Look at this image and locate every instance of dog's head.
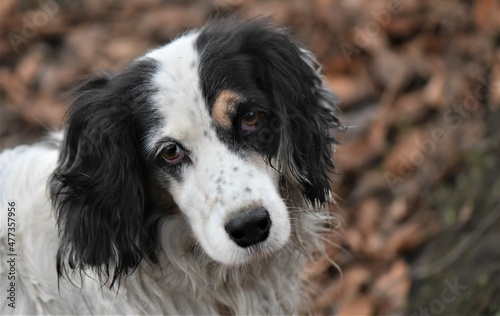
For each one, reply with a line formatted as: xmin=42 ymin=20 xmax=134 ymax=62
xmin=51 ymin=19 xmax=340 ymax=284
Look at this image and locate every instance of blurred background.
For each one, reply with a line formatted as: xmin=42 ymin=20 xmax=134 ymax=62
xmin=1 ymin=0 xmax=499 ymax=314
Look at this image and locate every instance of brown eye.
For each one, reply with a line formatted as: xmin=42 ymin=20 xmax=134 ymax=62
xmin=160 ymin=143 xmax=185 ymax=165
xmin=241 ymin=110 xmax=261 ymax=131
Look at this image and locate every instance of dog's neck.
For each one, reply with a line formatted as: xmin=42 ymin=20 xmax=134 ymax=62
xmin=129 ymin=197 xmax=331 ymax=314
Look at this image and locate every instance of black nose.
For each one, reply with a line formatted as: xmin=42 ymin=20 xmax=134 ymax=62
xmin=225 ymin=207 xmax=272 ymax=248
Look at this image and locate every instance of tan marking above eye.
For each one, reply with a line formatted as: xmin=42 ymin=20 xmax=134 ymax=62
xmin=213 ymin=90 xmax=243 ymax=128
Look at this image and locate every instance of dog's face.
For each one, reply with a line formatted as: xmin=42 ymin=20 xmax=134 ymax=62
xmin=144 ymin=32 xmax=290 ymax=265
xmin=51 ymin=19 xmax=340 ymax=282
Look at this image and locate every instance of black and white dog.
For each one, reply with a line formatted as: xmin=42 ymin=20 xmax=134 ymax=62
xmin=0 ymin=19 xmax=341 ymax=314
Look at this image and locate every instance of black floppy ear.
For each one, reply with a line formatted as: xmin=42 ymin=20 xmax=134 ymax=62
xmin=246 ymin=22 xmax=341 ymax=205
xmin=50 ymin=60 xmax=158 ymax=285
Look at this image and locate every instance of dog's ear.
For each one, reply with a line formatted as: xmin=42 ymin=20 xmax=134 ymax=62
xmin=50 ymin=60 xmax=158 ymax=285
xmin=245 ymin=21 xmax=342 ymax=205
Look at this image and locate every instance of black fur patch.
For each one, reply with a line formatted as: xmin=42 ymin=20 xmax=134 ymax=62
xmin=196 ymin=19 xmax=341 ymax=205
xmin=50 ymin=58 xmax=161 ymax=285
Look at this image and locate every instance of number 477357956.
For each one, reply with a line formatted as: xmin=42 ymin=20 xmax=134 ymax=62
xmin=7 ymin=201 xmax=16 ymax=253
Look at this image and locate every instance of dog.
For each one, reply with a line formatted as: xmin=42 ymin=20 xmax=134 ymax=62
xmin=0 ymin=18 xmax=341 ymax=315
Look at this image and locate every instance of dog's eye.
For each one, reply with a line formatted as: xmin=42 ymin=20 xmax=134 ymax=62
xmin=241 ymin=110 xmax=261 ymax=132
xmin=160 ymin=144 xmax=185 ymax=165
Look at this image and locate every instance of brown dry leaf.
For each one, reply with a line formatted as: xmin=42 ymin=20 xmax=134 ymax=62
xmin=422 ymin=57 xmax=447 ymax=108
xmin=314 ymin=279 xmax=342 ymax=313
xmin=121 ymin=0 xmax=163 ymax=17
xmin=349 ymin=170 xmax=390 ymax=202
xmin=344 ymin=228 xmax=363 ymax=254
xmin=336 ymin=295 xmax=374 ymax=316
xmin=390 ymin=91 xmax=427 ymax=124
xmin=0 ymin=0 xmax=16 ymax=21
xmin=213 ymin=0 xmax=246 ymax=10
xmin=66 ymin=24 xmax=108 ymax=65
xmin=490 ymin=54 xmax=500 ymax=109
xmin=372 ymin=259 xmax=411 ymax=314
xmin=386 ymin=221 xmax=425 ymax=257
xmin=327 ymin=76 xmax=357 ymax=106
xmin=104 ymin=37 xmax=150 ymax=65
xmin=304 ymin=257 xmax=334 ymax=281
xmin=460 ymin=113 xmax=486 ymax=151
xmin=241 ymin=2 xmax=294 ymax=25
xmin=0 ymin=69 xmax=29 ymax=105
xmin=417 ymin=134 xmax=462 ymax=186
xmin=386 ymin=198 xmax=408 ymax=226
xmin=369 ymin=42 xmax=409 ymax=89
xmin=140 ymin=6 xmax=207 ymax=42
xmin=314 ymin=265 xmax=372 ymax=311
xmin=336 ymin=116 xmax=387 ymax=172
xmin=335 ymin=138 xmax=379 ymax=172
xmin=383 ymin=130 xmax=424 ymax=177
xmin=327 ymin=71 xmax=376 ymax=108
xmin=16 ymin=48 xmax=45 ymax=85
xmin=22 ymin=96 xmax=66 ymax=129
xmin=355 ymin=197 xmax=381 ymax=235
xmin=364 ymin=232 xmax=386 ymax=258
xmin=314 ymin=280 xmax=340 ymax=313
xmin=338 ymin=266 xmax=372 ymax=302
xmin=473 ymin=0 xmax=497 ymax=31
xmin=35 ymin=12 xmax=67 ymax=38
xmin=385 ymin=15 xmax=422 ymax=40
